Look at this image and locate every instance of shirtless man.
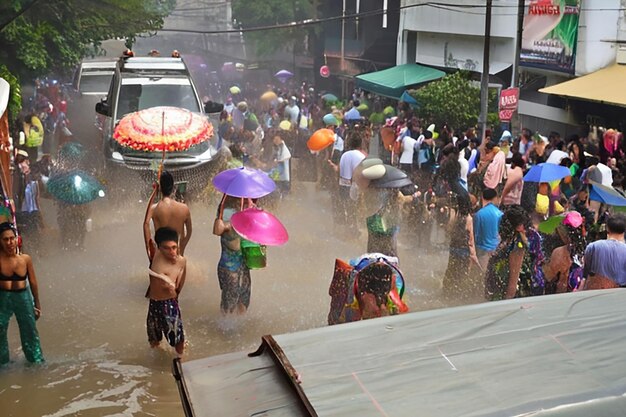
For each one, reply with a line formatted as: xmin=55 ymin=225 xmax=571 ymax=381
xmin=143 ymin=171 xmax=192 ymax=258
xmin=146 ymin=227 xmax=187 ymax=355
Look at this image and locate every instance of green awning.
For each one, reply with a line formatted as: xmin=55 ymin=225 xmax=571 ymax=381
xmin=355 ymin=63 xmax=446 ymax=99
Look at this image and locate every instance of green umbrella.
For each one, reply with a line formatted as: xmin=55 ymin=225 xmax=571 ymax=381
xmin=356 ymin=103 xmax=369 ymax=111
xmin=58 ymin=141 xmax=86 ymax=168
xmin=322 ymin=93 xmax=338 ymax=101
xmin=47 ymin=170 xmax=105 ymax=205
xmin=538 ymin=214 xmax=565 ymax=234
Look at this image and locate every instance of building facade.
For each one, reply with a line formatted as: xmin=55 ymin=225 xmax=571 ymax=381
xmin=397 ymin=0 xmax=626 ymax=135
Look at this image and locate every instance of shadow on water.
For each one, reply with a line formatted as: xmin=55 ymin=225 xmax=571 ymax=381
xmin=1 ymin=178 xmax=457 ymax=416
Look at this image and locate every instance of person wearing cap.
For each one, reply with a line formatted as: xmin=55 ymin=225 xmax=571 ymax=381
xmin=583 ymin=213 xmax=626 ymax=289
xmin=499 ymin=130 xmax=513 ymax=158
xmin=473 ymin=188 xmax=503 ymax=271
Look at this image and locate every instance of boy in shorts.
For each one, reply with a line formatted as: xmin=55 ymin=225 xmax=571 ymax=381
xmin=146 ymin=227 xmax=187 ymax=355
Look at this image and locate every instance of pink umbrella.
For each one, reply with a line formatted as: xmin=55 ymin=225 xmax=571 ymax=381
xmin=231 ymin=208 xmax=289 ymax=246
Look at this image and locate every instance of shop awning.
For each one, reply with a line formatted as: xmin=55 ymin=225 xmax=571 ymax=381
xmin=539 ymin=64 xmax=626 ymax=107
xmin=355 ymin=63 xmax=445 ymax=99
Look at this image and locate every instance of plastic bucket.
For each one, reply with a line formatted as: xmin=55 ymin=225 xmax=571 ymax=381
xmin=241 ymin=239 xmax=267 ymax=269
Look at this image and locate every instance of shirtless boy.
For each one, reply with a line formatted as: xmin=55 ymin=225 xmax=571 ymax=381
xmin=144 ymin=171 xmax=192 ymax=257
xmin=146 ymin=227 xmax=187 ymax=355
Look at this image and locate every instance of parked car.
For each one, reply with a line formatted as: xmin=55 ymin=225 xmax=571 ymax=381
xmin=95 ymin=56 xmax=222 ymax=197
xmin=67 ymin=58 xmax=117 ymax=150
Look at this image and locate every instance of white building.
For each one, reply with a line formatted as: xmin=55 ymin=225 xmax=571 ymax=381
xmin=397 ymin=0 xmax=626 ymax=135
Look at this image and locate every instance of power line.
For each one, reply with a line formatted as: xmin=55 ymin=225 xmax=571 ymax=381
xmin=154 ymin=1 xmax=626 ymax=35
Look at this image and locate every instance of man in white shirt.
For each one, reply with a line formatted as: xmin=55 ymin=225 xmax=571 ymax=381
xmin=333 ymin=132 xmax=366 ymax=230
xmin=398 ymin=133 xmax=417 ymax=174
xmin=284 ymin=97 xmax=300 ymax=125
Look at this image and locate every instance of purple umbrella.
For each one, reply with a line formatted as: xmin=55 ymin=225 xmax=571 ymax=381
xmin=212 ymin=166 xmax=276 ymax=198
xmin=231 ymin=208 xmax=289 ymax=246
xmin=274 ymin=69 xmax=293 ymax=84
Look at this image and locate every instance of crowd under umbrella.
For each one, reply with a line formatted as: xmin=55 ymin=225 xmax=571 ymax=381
xmin=47 ymin=170 xmax=105 ymax=205
xmin=523 ymin=163 xmax=572 ymax=183
xmin=274 ymin=69 xmax=293 ymax=84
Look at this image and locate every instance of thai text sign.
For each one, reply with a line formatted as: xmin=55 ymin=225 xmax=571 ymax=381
xmin=520 ymin=0 xmax=581 ymax=74
xmin=499 ymin=87 xmax=519 ymax=121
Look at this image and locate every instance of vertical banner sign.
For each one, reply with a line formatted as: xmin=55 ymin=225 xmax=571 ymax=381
xmin=520 ymin=0 xmax=581 ymax=74
xmin=499 ymin=87 xmax=520 ymax=121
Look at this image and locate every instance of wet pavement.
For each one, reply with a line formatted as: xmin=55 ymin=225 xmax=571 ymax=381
xmin=1 ymin=180 xmax=454 ymax=416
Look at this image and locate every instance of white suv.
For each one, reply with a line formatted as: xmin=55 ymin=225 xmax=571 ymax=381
xmin=95 ymin=56 xmax=221 ymax=195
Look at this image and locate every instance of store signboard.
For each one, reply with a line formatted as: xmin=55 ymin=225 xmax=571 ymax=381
xmin=499 ymin=87 xmax=519 ymax=121
xmin=520 ymin=0 xmax=582 ymax=74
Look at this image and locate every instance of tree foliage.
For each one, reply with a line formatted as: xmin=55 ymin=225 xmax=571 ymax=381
xmin=232 ymin=0 xmax=313 ymax=57
xmin=0 ymin=0 xmax=176 ymax=78
xmin=412 ymin=71 xmax=499 ymax=130
xmin=0 ymin=65 xmax=21 ymax=119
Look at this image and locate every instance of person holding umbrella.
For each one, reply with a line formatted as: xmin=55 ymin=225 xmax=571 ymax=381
xmin=213 ymin=195 xmax=251 ymax=315
xmin=212 ymin=167 xmax=277 ymax=315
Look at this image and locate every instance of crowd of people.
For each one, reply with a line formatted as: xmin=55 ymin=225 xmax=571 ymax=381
xmin=3 ymin=67 xmax=626 ymax=364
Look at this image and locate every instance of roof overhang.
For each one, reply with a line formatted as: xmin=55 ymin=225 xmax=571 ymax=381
xmin=539 ymin=64 xmax=626 ymax=108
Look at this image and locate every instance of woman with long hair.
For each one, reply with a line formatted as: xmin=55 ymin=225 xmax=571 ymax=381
xmin=485 ymin=205 xmax=546 ymax=300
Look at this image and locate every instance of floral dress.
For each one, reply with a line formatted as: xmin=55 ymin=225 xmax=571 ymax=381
xmin=485 ymin=228 xmax=545 ymax=301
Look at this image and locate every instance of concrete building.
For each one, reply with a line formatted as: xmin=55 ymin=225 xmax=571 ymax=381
xmin=396 ymin=0 xmax=626 ymax=135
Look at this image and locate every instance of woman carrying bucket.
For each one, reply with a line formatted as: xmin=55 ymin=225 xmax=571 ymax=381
xmin=213 ymin=195 xmax=252 ymax=315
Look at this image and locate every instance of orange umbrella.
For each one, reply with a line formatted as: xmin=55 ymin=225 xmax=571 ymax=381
xmin=260 ymin=91 xmax=277 ymax=102
xmin=113 ymin=106 xmax=213 ymax=153
xmin=307 ymin=128 xmax=335 ymax=152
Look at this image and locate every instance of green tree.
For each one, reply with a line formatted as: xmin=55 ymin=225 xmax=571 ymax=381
xmin=232 ymin=0 xmax=313 ymax=57
xmin=411 ymin=71 xmax=499 ymax=130
xmin=0 ymin=0 xmax=176 ymax=79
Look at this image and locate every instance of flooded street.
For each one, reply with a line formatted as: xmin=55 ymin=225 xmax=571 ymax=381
xmin=1 ymin=179 xmax=453 ymax=416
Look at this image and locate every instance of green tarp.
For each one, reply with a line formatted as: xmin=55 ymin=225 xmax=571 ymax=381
xmin=355 ymin=64 xmax=446 ymax=99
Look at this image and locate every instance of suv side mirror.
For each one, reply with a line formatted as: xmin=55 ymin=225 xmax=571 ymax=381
xmin=95 ymin=99 xmax=110 ymax=116
xmin=204 ymin=101 xmax=224 ymax=114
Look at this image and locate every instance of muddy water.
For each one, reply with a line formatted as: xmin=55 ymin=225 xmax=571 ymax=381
xmin=1 ymin=181 xmax=454 ymax=416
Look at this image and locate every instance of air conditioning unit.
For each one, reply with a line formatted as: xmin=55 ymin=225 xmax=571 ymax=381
xmin=617 ymin=45 xmax=626 ymax=64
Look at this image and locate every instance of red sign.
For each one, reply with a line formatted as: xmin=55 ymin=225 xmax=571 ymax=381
xmin=320 ymin=65 xmax=330 ymax=78
xmin=499 ymin=88 xmax=519 ymax=111
xmin=499 ymin=109 xmax=515 ymax=121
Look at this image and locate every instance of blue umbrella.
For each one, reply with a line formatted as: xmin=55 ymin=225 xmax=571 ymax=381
xmin=589 ymin=181 xmax=626 ymax=206
xmin=400 ymin=90 xmax=417 ymax=105
xmin=523 ymin=163 xmax=571 ymax=183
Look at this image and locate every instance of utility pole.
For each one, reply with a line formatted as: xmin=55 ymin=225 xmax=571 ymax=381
xmin=341 ymin=0 xmax=346 ymax=72
xmin=479 ymin=0 xmax=493 ymax=141
xmin=510 ymin=0 xmax=526 ymax=135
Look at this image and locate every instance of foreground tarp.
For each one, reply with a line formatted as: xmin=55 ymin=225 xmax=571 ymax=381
xmin=175 ymin=290 xmax=626 ymax=417
xmin=355 ymin=64 xmax=445 ymax=99
xmin=539 ymin=64 xmax=626 ymax=108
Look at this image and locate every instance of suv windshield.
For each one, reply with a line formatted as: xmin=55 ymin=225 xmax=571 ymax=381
xmin=80 ymin=72 xmax=114 ymax=95
xmin=116 ymin=77 xmax=200 ymax=120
